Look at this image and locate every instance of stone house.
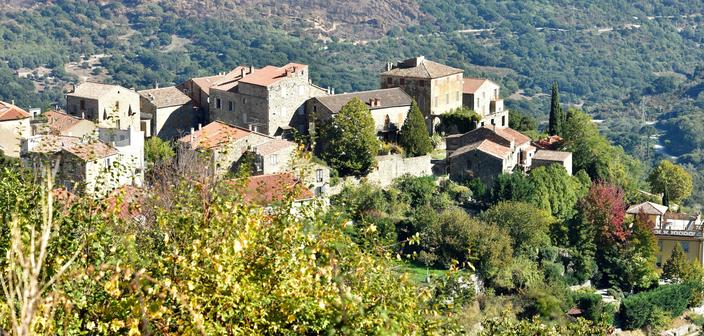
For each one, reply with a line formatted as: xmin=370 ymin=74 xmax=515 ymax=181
xmin=626 ymin=202 xmax=704 ymax=268
xmin=380 ymin=56 xmax=464 ymax=131
xmin=305 ymin=88 xmax=412 ymax=140
xmin=177 ymin=69 xmax=244 ymax=121
xmin=208 ymin=63 xmax=328 ymax=136
xmin=463 ymin=78 xmax=508 ymax=128
xmin=138 ymin=86 xmax=194 ymax=139
xmin=21 ymin=134 xmax=134 ymax=197
xmin=0 ymin=101 xmax=32 ymax=157
xmin=230 ymin=173 xmax=317 ymax=213
xmin=446 ymin=125 xmax=573 ymax=186
xmin=178 ymin=121 xmax=296 ymax=177
xmin=44 ymin=109 xmax=96 ymax=138
xmin=66 ymin=82 xmax=147 ymax=135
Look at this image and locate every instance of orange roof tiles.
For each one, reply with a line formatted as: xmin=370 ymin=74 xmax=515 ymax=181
xmin=449 ymin=139 xmax=511 ymax=160
xmin=178 ymin=121 xmax=252 ymax=150
xmin=0 ymin=101 xmax=30 ymax=121
xmin=232 ymin=173 xmax=314 ymax=205
xmin=494 ymin=127 xmax=531 ymax=146
xmin=463 ymin=78 xmax=489 ymax=94
xmin=239 ymin=63 xmax=308 ymax=87
xmin=45 ymin=110 xmax=84 ymax=133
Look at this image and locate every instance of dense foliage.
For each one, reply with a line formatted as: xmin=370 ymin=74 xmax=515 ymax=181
xmin=399 ymin=101 xmax=433 ymax=157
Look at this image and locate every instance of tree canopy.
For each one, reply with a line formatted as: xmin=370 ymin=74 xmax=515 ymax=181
xmin=648 ymin=160 xmax=694 ymax=204
xmin=399 ymin=101 xmax=433 ymax=157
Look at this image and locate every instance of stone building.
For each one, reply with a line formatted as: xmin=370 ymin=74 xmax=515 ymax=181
xmin=446 ymin=125 xmax=573 ymax=186
xmin=98 ymin=127 xmax=145 ymax=187
xmin=177 ymin=69 xmax=244 ymax=121
xmin=305 ymin=88 xmax=412 ymax=140
xmin=463 ymin=78 xmax=508 ymax=128
xmin=380 ymin=56 xmax=464 ymax=131
xmin=208 ymin=63 xmax=328 ymax=136
xmin=0 ymin=101 xmax=31 ymax=157
xmin=230 ymin=173 xmax=317 ymax=213
xmin=178 ymin=121 xmax=296 ymax=177
xmin=626 ymin=202 xmax=704 ymax=268
xmin=139 ymin=86 xmax=194 ymax=139
xmin=44 ymin=109 xmax=96 ymax=138
xmin=66 ymin=82 xmax=145 ymax=133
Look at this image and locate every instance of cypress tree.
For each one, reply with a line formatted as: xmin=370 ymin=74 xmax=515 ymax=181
xmin=399 ymin=101 xmax=433 ymax=157
xmin=663 ymin=243 xmax=692 ymax=282
xmin=548 ymin=81 xmax=563 ymax=136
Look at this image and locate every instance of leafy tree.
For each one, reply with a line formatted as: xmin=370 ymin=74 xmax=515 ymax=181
xmin=508 ymin=110 xmax=537 ymax=132
xmin=436 ymin=107 xmax=480 ymax=135
xmin=399 ymin=101 xmax=433 ymax=157
xmin=548 ymin=81 xmax=563 ymax=136
xmin=481 ymin=201 xmax=554 ymax=260
xmin=648 ymin=160 xmax=693 ymax=204
xmin=144 ymin=136 xmax=175 ymax=168
xmin=663 ymin=243 xmax=693 ymax=282
xmin=316 ymin=98 xmax=379 ymax=176
xmin=490 ymin=173 xmax=534 ymax=203
xmin=623 ymin=211 xmax=659 ymax=291
xmin=528 ymin=164 xmax=587 ymax=221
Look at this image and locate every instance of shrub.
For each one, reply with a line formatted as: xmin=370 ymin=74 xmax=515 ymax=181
xmin=619 ymin=283 xmax=695 ymax=329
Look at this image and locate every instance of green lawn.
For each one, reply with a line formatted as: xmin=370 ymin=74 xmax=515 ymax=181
xmin=396 ymin=261 xmax=448 ymax=284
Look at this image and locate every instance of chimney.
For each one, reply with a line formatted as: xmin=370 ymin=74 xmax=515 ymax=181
xmin=248 ymin=66 xmax=253 ymax=74
xmin=375 ymin=98 xmax=380 ymax=106
xmin=155 ymin=82 xmax=159 ymax=89
xmin=198 ymin=123 xmax=202 ymax=131
xmin=81 ymin=112 xmax=85 ymax=119
xmin=190 ymin=127 xmax=195 ymax=146
xmin=11 ymin=100 xmax=14 ymax=105
xmin=240 ymin=67 xmax=246 ymax=78
xmin=331 ymin=88 xmax=335 ymax=95
xmin=327 ymin=86 xmax=331 ymax=94
xmin=386 ymin=62 xmax=392 ymax=71
xmin=369 ymin=98 xmax=374 ymax=106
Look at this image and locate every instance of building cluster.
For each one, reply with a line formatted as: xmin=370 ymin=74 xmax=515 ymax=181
xmin=0 ymin=56 xmax=572 ymax=201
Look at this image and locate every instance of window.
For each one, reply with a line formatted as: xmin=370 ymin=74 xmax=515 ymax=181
xmin=243 ymin=98 xmax=247 ymax=104
xmin=313 ymin=105 xmax=317 ymax=113
xmin=494 ymin=89 xmax=499 ymax=99
xmin=480 ymin=121 xmax=484 ymax=127
xmin=419 ymin=80 xmax=425 ymax=87
xmin=115 ymin=101 xmax=120 ymax=110
xmin=491 ymin=118 xmax=495 ymax=125
xmin=658 ymin=241 xmax=663 ymax=251
xmin=316 ymin=169 xmax=324 ymax=182
xmin=400 ymin=78 xmax=405 ymax=85
xmin=681 ymin=241 xmax=690 ymax=253
xmin=228 ymin=101 xmax=233 ymax=111
xmin=80 ymin=100 xmax=85 ymax=110
xmin=386 ymin=77 xmax=392 ymax=85
xmin=501 ymin=115 xmax=506 ymax=126
xmin=242 ymin=113 xmax=247 ymax=123
xmin=270 ymin=154 xmax=278 ymax=165
xmin=467 ymin=159 xmax=473 ymax=170
xmin=215 ymin=98 xmax=221 ymax=109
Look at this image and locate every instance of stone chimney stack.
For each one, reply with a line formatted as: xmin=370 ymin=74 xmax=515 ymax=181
xmin=240 ymin=67 xmax=246 ymax=78
xmin=198 ymin=123 xmax=202 ymax=131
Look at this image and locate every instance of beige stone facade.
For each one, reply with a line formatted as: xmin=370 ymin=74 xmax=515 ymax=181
xmin=139 ymin=86 xmax=194 ymax=139
xmin=0 ymin=101 xmax=31 ymax=157
xmin=463 ymin=78 xmax=508 ymax=128
xmin=66 ymin=82 xmax=141 ymax=132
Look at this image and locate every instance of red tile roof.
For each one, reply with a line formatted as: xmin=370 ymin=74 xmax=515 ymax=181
xmin=463 ymin=78 xmax=489 ymax=94
xmin=449 ymin=139 xmax=511 ymax=160
xmin=231 ymin=173 xmax=314 ymax=205
xmin=64 ymin=141 xmax=119 ymax=161
xmin=0 ymin=101 xmax=30 ymax=121
xmin=494 ymin=127 xmax=531 ymax=146
xmin=253 ymin=138 xmax=295 ymax=156
xmin=45 ymin=109 xmax=85 ymax=133
xmin=239 ymin=63 xmax=308 ymax=87
xmin=178 ymin=121 xmax=252 ymax=150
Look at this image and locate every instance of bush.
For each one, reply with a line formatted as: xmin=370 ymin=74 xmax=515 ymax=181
xmin=619 ymin=283 xmax=696 ymax=329
xmin=572 ymin=292 xmax=615 ymax=325
xmin=393 ymin=175 xmax=437 ymax=208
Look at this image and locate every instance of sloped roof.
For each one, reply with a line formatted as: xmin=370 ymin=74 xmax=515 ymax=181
xmin=45 ymin=110 xmax=93 ymax=133
xmin=178 ymin=121 xmax=252 ymax=150
xmin=254 ymin=138 xmax=295 ymax=156
xmin=138 ymin=86 xmax=191 ymax=108
xmin=494 ymin=127 xmax=531 ymax=146
xmin=0 ymin=101 xmax=30 ymax=121
xmin=314 ymin=88 xmax=412 ymax=113
xmin=208 ymin=66 xmax=250 ymax=92
xmin=69 ymin=82 xmax=129 ymax=100
xmin=463 ymin=77 xmax=491 ymax=94
xmin=64 ymin=141 xmax=119 ymax=161
xmin=190 ymin=74 xmax=229 ymax=94
xmin=449 ymin=139 xmax=511 ymax=160
xmin=239 ymin=63 xmax=308 ymax=87
xmin=382 ymin=57 xmax=463 ymax=79
xmin=533 ymin=150 xmax=572 ymax=162
xmin=233 ymin=173 xmax=314 ymax=205
xmin=27 ymin=135 xmax=81 ymax=154
xmin=626 ymin=202 xmax=669 ymax=216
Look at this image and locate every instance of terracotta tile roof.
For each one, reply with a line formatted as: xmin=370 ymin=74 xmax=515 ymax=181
xmin=231 ymin=173 xmax=314 ymax=205
xmin=0 ymin=101 xmax=30 ymax=121
xmin=626 ymin=202 xmax=669 ymax=216
xmin=26 ymin=135 xmax=81 ymax=154
xmin=314 ymin=88 xmax=412 ymax=113
xmin=535 ymin=135 xmax=563 ymax=150
xmin=239 ymin=63 xmax=308 ymax=87
xmin=208 ymin=66 xmax=250 ymax=92
xmin=105 ymin=186 xmax=145 ymax=221
xmin=45 ymin=110 xmax=87 ymax=133
xmin=382 ymin=57 xmax=463 ymax=79
xmin=494 ymin=127 xmax=531 ymax=146
xmin=191 ymin=74 xmax=228 ymax=94
xmin=463 ymin=77 xmax=489 ymax=94
xmin=178 ymin=121 xmax=252 ymax=150
xmin=64 ymin=141 xmax=119 ymax=161
xmin=449 ymin=139 xmax=511 ymax=160
xmin=533 ymin=150 xmax=571 ymax=162
xmin=69 ymin=82 xmax=128 ymax=100
xmin=138 ymin=86 xmax=191 ymax=108
xmin=254 ymin=138 xmax=295 ymax=156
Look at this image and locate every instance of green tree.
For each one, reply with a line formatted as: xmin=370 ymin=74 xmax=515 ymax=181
xmin=648 ymin=160 xmax=693 ymax=204
xmin=663 ymin=243 xmax=694 ymax=282
xmin=528 ymin=164 xmax=587 ymax=221
xmin=623 ymin=212 xmax=659 ymax=291
xmin=481 ymin=201 xmax=554 ymax=260
xmin=144 ymin=136 xmax=175 ymax=168
xmin=548 ymin=81 xmax=563 ymax=136
xmin=399 ymin=101 xmax=433 ymax=156
xmin=316 ymin=98 xmax=379 ymax=176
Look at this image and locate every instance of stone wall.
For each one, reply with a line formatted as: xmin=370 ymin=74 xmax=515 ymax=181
xmin=366 ymin=154 xmax=432 ymax=187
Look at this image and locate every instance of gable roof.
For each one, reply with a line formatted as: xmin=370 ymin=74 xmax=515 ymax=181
xmin=626 ymin=202 xmax=669 ymax=216
xmin=314 ymin=88 xmax=412 ymax=114
xmin=382 ymin=57 xmax=463 ymax=79
xmin=207 ymin=66 xmax=250 ymax=92
xmin=178 ymin=121 xmax=252 ymax=150
xmin=190 ymin=74 xmax=229 ymax=94
xmin=449 ymin=139 xmax=511 ymax=160
xmin=64 ymin=141 xmax=119 ymax=161
xmin=233 ymin=173 xmax=314 ymax=205
xmin=69 ymin=82 xmax=131 ymax=100
xmin=463 ymin=77 xmax=495 ymax=94
xmin=254 ymin=138 xmax=295 ymax=156
xmin=533 ymin=150 xmax=572 ymax=162
xmin=239 ymin=63 xmax=308 ymax=87
xmin=25 ymin=135 xmax=81 ymax=154
xmin=45 ymin=110 xmax=93 ymax=134
xmin=139 ymin=86 xmax=191 ymax=108
xmin=494 ymin=127 xmax=531 ymax=146
xmin=0 ymin=101 xmax=30 ymax=121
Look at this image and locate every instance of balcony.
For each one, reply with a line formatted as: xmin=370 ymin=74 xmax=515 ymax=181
xmin=653 ymin=229 xmax=703 ymax=238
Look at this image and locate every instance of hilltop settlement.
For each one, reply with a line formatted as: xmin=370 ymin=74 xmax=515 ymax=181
xmin=2 ymin=56 xmax=703 ymax=334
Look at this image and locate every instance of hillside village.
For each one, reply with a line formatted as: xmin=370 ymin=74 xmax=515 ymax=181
xmin=2 ymin=55 xmax=704 ymax=334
